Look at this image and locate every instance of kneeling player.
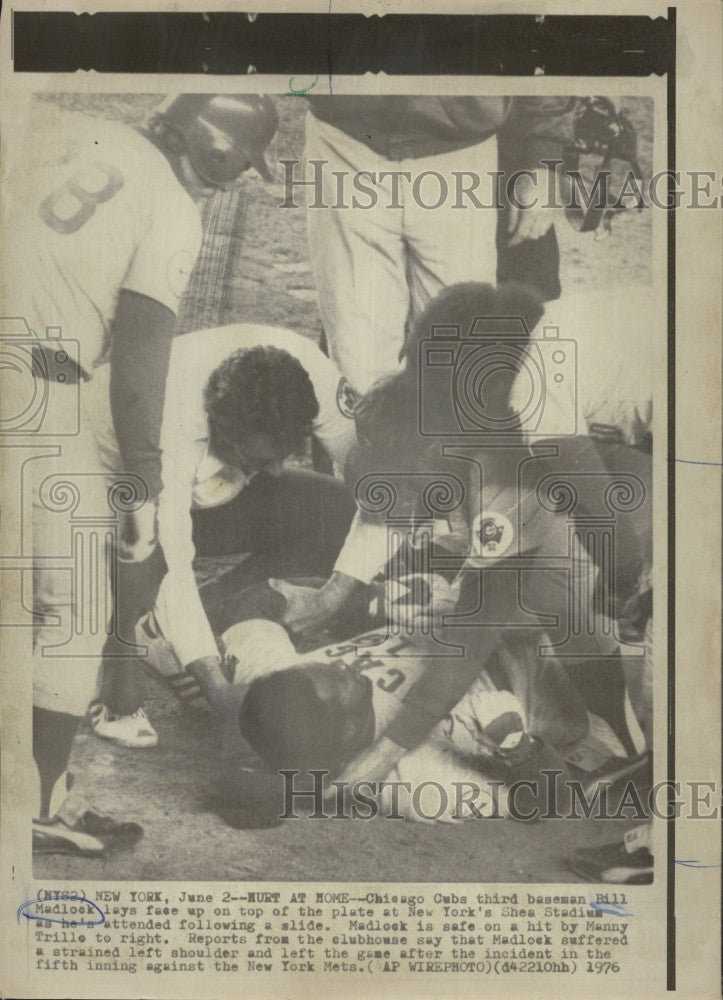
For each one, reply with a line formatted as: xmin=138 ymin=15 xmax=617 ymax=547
xmin=269 ymin=280 xmax=653 ymax=809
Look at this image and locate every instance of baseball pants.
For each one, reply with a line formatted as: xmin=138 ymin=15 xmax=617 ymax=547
xmin=32 ymin=378 xmax=116 ymax=716
xmin=305 ymin=112 xmax=499 ymax=393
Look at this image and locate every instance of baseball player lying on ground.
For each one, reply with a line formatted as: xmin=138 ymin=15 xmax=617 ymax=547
xmin=216 ymin=577 xmax=631 ymax=825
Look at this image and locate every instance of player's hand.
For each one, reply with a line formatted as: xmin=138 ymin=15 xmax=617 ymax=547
xmin=507 ymin=169 xmax=563 ymax=247
xmin=269 ymin=572 xmax=361 ymax=637
xmin=384 ymin=574 xmax=461 ymax=636
xmin=117 ymin=500 xmax=158 ymax=563
xmin=328 ymin=737 xmax=406 ymax=805
xmin=186 ymin=655 xmax=244 ymax=719
xmin=266 ymin=580 xmax=329 ymax=635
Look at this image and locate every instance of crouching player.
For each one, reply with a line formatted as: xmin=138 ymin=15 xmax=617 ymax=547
xmin=236 ymin=281 xmax=652 ymax=828
xmin=93 ymin=321 xmax=362 ymax=725
xmin=272 ymin=285 xmax=647 ymax=771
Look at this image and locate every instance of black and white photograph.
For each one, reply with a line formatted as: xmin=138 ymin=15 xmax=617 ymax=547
xmin=8 ymin=86 xmax=658 ymax=880
xmin=0 ymin=5 xmax=720 ymax=1000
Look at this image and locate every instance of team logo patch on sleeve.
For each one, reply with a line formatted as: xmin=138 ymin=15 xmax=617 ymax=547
xmin=336 ymin=376 xmax=359 ymax=418
xmin=472 ymin=511 xmax=514 ymax=558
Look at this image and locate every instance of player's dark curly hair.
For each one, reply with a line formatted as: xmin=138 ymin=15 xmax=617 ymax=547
xmin=239 ymin=667 xmax=348 ymax=777
xmin=204 ymin=346 xmax=319 ymax=467
xmin=402 ymin=281 xmax=545 ymax=371
xmin=351 ymin=282 xmax=545 ymax=477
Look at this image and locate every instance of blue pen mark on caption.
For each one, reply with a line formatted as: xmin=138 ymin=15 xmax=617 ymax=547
xmin=17 ymin=894 xmax=105 ymax=928
xmin=589 ymin=901 xmax=634 ymax=918
xmin=675 ymin=859 xmax=722 ymax=869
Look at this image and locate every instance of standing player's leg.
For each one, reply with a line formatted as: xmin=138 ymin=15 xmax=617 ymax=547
xmin=31 ymin=389 xmax=108 ymax=819
xmin=497 ymin=225 xmax=561 ymax=303
xmin=403 ymin=137 xmax=499 ymax=328
xmin=94 ymin=546 xmax=167 ymax=734
xmin=569 ymin=550 xmax=653 ymax=883
xmin=304 ymin=112 xmax=411 ymax=393
xmin=32 ymin=384 xmax=143 ymax=852
xmin=496 ymin=135 xmax=561 ymax=302
xmin=594 ymin=438 xmax=653 ymax=614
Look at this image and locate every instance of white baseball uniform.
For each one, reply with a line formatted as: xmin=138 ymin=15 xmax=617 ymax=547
xmin=305 ymin=111 xmax=499 ymax=393
xmin=509 ymin=286 xmax=656 ymax=449
xmin=4 ymin=104 xmax=203 ymax=715
xmin=224 ymin=624 xmax=625 ymax=824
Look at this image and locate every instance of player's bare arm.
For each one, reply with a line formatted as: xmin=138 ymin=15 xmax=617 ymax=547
xmin=268 ymin=571 xmax=363 ymax=636
xmin=186 ymin=655 xmax=244 ymax=719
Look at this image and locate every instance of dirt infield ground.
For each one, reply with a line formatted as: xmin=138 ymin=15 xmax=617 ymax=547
xmin=35 ymin=93 xmax=653 ymax=883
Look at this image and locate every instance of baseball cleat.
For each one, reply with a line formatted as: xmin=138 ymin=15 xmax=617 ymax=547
xmin=33 ymin=810 xmax=144 ymax=856
xmin=90 ymin=703 xmax=158 ymax=748
xmin=468 ymin=731 xmax=572 ymax=819
xmin=569 ymin=825 xmax=653 ymax=884
xmin=70 ymin=810 xmax=144 ymax=852
xmin=33 ymin=818 xmax=105 ymax=856
xmin=497 ymin=736 xmax=573 ymax=820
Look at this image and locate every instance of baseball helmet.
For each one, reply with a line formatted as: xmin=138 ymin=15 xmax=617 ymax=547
xmin=152 ymin=94 xmax=278 ymax=184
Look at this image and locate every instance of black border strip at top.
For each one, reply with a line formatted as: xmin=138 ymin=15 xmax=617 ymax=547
xmin=11 ymin=12 xmax=674 ymax=76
